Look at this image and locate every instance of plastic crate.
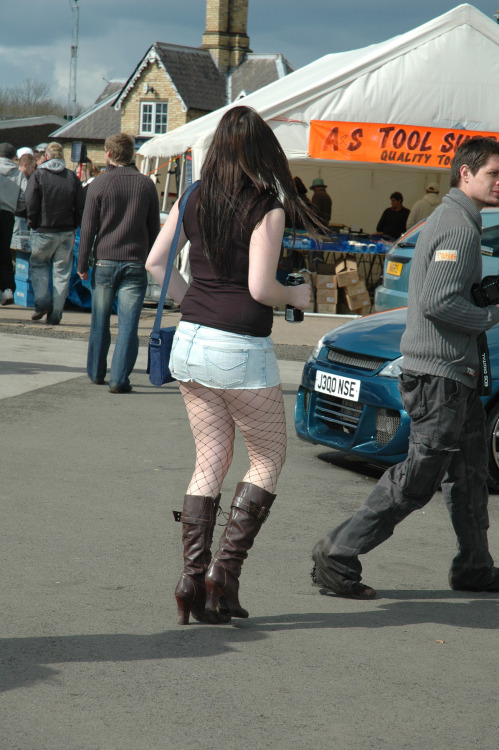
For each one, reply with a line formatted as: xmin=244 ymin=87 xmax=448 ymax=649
xmin=14 ymin=277 xmax=35 ymax=307
xmin=15 ymin=251 xmax=31 ymax=280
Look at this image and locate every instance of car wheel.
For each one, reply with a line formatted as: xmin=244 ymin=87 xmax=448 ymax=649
xmin=485 ymin=402 xmax=499 ymax=493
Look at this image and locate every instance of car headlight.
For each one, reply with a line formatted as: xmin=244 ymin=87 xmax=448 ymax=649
xmin=379 ymin=355 xmax=404 ymax=378
xmin=311 ymin=336 xmax=325 ymax=359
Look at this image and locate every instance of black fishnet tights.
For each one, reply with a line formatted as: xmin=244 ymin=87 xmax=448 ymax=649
xmin=179 ymin=381 xmax=287 ymax=497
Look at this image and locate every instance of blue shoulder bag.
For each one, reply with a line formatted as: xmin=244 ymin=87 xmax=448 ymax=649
xmin=147 ymin=180 xmax=199 ymax=386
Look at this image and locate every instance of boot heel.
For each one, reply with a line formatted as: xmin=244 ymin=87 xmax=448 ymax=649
xmin=175 ymin=595 xmax=191 ymax=625
xmin=203 ymin=580 xmax=231 ymax=624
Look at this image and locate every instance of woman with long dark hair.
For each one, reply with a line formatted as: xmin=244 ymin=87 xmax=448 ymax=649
xmin=146 ymin=106 xmax=323 ymax=625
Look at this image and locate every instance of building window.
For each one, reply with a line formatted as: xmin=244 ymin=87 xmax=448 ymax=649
xmin=140 ymin=101 xmax=168 ymax=135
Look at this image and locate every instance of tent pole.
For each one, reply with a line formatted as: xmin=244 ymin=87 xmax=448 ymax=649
xmin=162 ymin=165 xmax=172 ymax=212
xmin=179 ymin=153 xmax=186 ymax=194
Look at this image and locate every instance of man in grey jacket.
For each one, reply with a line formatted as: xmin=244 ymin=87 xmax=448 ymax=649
xmin=0 ymin=142 xmax=25 ymax=305
xmin=312 ymin=137 xmax=499 ymax=599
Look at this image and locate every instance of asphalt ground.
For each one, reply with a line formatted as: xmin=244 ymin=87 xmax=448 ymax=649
xmin=1 ymin=304 xmax=498 ymax=750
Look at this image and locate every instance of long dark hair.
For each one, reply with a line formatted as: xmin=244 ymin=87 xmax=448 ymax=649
xmin=198 ymin=106 xmax=324 ymax=276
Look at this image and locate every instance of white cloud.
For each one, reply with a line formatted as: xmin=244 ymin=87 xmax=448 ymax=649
xmin=1 ymin=1 xmax=497 ymax=108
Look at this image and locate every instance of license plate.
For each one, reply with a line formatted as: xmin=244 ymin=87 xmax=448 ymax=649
xmin=315 ymin=370 xmax=361 ymax=401
xmin=386 ymin=261 xmax=403 ymax=277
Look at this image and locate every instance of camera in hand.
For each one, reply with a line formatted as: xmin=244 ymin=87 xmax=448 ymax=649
xmin=471 ymin=276 xmax=499 ymax=307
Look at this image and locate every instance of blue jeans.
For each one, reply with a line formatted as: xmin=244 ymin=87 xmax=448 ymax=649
xmin=88 ymin=260 xmax=147 ymax=388
xmin=30 ymin=231 xmax=75 ymax=323
xmin=313 ymin=374 xmax=496 ymax=589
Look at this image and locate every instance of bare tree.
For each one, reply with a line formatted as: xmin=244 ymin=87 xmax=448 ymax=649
xmin=0 ymin=79 xmax=68 ymax=118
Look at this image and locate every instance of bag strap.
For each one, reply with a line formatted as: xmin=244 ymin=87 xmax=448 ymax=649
xmin=151 ymin=180 xmax=199 ymax=337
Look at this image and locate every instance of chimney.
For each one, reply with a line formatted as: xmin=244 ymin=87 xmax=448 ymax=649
xmin=201 ymin=0 xmax=251 ymax=72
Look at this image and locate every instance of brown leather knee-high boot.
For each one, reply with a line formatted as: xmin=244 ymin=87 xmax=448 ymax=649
xmin=174 ymin=494 xmax=221 ymax=625
xmin=204 ymin=482 xmax=276 ymax=624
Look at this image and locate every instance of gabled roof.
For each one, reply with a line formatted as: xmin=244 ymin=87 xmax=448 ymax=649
xmin=113 ymin=43 xmax=226 ymax=112
xmin=50 ymin=81 xmax=126 ymax=141
xmin=229 ymin=53 xmax=294 ymax=101
xmin=93 ymin=79 xmax=126 ymax=105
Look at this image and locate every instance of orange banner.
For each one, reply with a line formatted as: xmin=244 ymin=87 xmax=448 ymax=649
xmin=309 ymin=121 xmax=499 ymax=169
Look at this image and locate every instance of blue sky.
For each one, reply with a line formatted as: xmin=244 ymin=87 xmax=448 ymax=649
xmin=0 ymin=1 xmax=497 ymax=108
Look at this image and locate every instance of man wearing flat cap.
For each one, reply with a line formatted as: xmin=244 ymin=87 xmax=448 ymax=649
xmin=0 ymin=142 xmax=25 ymax=305
xmin=310 ymin=177 xmax=332 ymax=226
xmin=406 ymin=182 xmax=441 ymax=230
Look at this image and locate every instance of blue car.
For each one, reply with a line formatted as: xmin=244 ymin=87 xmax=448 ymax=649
xmin=375 ymin=208 xmax=499 ymax=312
xmin=295 ymin=308 xmax=499 ymax=491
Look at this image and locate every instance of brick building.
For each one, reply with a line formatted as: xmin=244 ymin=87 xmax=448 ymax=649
xmin=52 ymin=1 xmax=292 ymax=189
xmin=113 ymin=0 xmax=293 ymax=149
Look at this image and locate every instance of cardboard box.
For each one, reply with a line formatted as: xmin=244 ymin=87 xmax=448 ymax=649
xmin=314 ymin=262 xmax=337 ymax=276
xmin=342 ymin=279 xmax=367 ymax=298
xmin=336 ymin=301 xmax=355 ymax=315
xmin=316 ymin=303 xmax=337 ymax=314
xmin=316 ymin=288 xmax=338 ymax=305
xmin=344 ymin=289 xmax=371 ymax=311
xmin=313 ymin=273 xmax=337 ymax=291
xmin=335 ymin=258 xmax=359 ymax=287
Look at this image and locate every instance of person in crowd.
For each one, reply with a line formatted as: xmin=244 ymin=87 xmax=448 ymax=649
xmin=0 ymin=142 xmax=25 ymax=306
xmin=146 ymin=106 xmax=325 ymax=626
xmin=77 ymin=133 xmax=159 ymax=394
xmin=311 ymin=137 xmax=499 ymax=600
xmin=81 ymin=162 xmax=100 ymax=188
xmin=18 ymin=152 xmax=37 ymax=181
xmin=11 ymin=152 xmax=37 ymax=245
xmin=309 ymin=177 xmax=332 ymax=226
xmin=25 ymin=142 xmax=84 ymax=325
xmin=16 ymin=147 xmax=34 ymax=160
xmin=376 ymin=191 xmax=410 ymax=239
xmin=406 ymin=182 xmax=441 ymax=229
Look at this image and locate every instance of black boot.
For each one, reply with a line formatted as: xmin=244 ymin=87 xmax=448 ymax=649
xmin=204 ymin=482 xmax=275 ymax=623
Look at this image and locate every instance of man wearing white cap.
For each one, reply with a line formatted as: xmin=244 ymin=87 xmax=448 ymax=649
xmin=406 ymin=183 xmax=441 ymax=229
xmin=16 ymin=147 xmax=34 ymax=159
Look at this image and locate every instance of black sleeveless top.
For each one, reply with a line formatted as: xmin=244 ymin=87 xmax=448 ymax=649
xmin=180 ymin=184 xmax=282 ymax=337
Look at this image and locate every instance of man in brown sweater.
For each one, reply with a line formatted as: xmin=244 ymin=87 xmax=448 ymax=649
xmin=78 ymin=133 xmax=160 ymax=393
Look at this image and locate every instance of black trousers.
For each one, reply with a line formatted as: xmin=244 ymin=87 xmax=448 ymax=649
xmin=313 ymin=373 xmax=496 ymax=588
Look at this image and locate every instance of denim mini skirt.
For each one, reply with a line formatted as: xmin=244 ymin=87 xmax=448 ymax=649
xmin=170 ymin=321 xmax=281 ymax=389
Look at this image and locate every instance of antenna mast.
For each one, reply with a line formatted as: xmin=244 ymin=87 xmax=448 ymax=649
xmin=67 ymin=0 xmax=79 ymax=120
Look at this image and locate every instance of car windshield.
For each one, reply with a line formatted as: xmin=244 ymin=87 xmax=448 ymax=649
xmin=394 ymin=220 xmax=499 ymax=253
xmin=481 ymin=224 xmax=499 ymax=256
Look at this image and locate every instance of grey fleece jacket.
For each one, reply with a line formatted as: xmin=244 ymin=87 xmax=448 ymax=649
xmin=401 ymin=187 xmax=499 ymax=389
xmin=0 ymin=157 xmax=25 ymax=214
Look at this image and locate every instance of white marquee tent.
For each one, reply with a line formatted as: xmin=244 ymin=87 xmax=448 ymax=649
xmin=138 ymin=4 xmax=499 ymax=232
